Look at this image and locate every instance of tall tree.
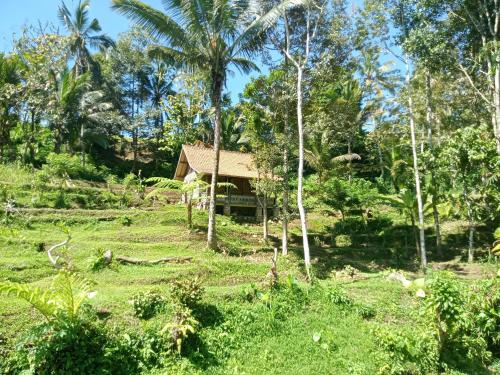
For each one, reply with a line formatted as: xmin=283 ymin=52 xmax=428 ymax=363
xmin=112 ymin=0 xmax=304 ymax=250
xmin=279 ymin=0 xmax=329 ymax=278
xmin=58 ymin=0 xmax=114 ymax=77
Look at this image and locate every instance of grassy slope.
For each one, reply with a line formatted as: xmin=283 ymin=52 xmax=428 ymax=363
xmin=0 ymin=167 xmax=498 ymax=374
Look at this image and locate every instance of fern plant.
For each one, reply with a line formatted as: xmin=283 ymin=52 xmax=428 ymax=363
xmin=147 ymin=174 xmax=236 ymax=228
xmin=0 ymin=270 xmax=96 ymax=322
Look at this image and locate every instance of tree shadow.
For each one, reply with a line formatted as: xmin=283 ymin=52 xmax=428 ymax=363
xmin=192 ymin=303 xmax=225 ymax=328
xmin=288 ymin=216 xmax=495 ymax=280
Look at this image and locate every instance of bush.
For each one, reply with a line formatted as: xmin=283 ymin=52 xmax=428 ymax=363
xmin=373 ymin=326 xmax=439 ymax=375
xmin=425 ymin=272 xmax=492 ymax=364
xmin=132 ymin=289 xmax=166 ymax=320
xmin=161 ymin=304 xmax=199 ymax=354
xmin=10 ymin=317 xmax=141 ymax=375
xmin=170 ymin=277 xmax=204 ymax=309
xmin=328 ymin=285 xmax=353 ymax=307
xmin=120 ymin=215 xmax=132 ymax=226
xmin=43 ymin=153 xmax=110 ymax=182
xmin=87 ymin=248 xmax=112 ymax=272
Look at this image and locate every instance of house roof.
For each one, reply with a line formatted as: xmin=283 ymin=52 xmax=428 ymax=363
xmin=174 ymin=144 xmax=258 ymax=180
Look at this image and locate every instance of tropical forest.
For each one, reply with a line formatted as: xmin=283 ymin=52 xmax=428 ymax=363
xmin=0 ymin=0 xmax=499 ymax=374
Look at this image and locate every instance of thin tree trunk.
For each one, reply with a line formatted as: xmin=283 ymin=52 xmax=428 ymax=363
xmin=187 ymin=194 xmax=192 ymax=229
xmin=425 ymin=70 xmax=442 ymax=256
xmin=263 ymin=193 xmax=268 ymax=241
xmin=411 ymin=215 xmax=420 ymax=257
xmin=282 ymin=145 xmax=289 ymax=256
xmin=207 ymin=77 xmax=223 ymax=250
xmin=347 ymin=136 xmax=352 ymax=183
xmin=80 ymin=122 xmax=85 ymax=167
xmin=296 ymin=67 xmax=311 ymax=277
xmin=405 ymin=54 xmax=427 ymax=271
xmin=463 ymin=184 xmax=474 ymax=262
xmin=494 ymin=52 xmax=500 ymax=154
xmin=281 ymin=43 xmax=290 ymax=256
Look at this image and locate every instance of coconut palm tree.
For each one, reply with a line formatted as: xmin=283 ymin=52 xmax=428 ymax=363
xmin=143 ymin=61 xmax=175 ymax=166
xmin=112 ymin=0 xmax=303 ymax=249
xmin=220 ymin=109 xmax=245 ymax=151
xmin=48 ymin=68 xmax=90 ymax=153
xmin=58 ymin=0 xmax=114 ymax=77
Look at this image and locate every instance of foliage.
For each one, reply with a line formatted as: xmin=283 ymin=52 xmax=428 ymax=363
xmin=373 ymin=325 xmax=439 ymax=375
xmin=161 ymin=304 xmax=198 ymax=354
xmin=170 ymin=277 xmax=204 ymax=309
xmin=11 ymin=315 xmax=141 ymax=375
xmin=0 ymin=270 xmax=95 ymax=322
xmin=87 ymin=248 xmax=112 ymax=272
xmin=131 ymin=289 xmax=166 ymax=320
xmin=43 ymin=153 xmax=109 ymax=182
xmin=424 ymin=272 xmax=493 ymax=364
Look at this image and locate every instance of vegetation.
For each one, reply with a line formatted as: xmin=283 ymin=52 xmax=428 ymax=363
xmin=0 ymin=0 xmax=499 ymax=373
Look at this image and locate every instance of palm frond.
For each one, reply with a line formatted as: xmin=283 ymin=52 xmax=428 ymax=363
xmin=332 ymin=153 xmax=361 ymax=163
xmin=112 ymin=0 xmax=190 ymax=49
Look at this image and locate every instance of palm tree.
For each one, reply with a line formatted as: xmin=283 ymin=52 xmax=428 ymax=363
xmin=304 ymin=132 xmax=360 ymax=185
xmin=112 ymin=0 xmax=303 ymax=249
xmin=221 ymin=109 xmax=245 ymax=151
xmin=143 ymin=61 xmax=175 ymax=166
xmin=48 ymin=68 xmax=90 ymax=153
xmin=58 ymin=0 xmax=114 ymax=77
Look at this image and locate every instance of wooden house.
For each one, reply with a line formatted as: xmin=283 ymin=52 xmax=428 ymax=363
xmin=173 ymin=143 xmax=277 ymax=218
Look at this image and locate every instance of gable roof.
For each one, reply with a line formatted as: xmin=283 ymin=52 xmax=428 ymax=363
xmin=174 ymin=144 xmax=258 ymax=180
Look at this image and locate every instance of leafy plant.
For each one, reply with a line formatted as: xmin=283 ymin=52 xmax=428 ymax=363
xmin=373 ymin=326 xmax=439 ymax=375
xmin=87 ymin=248 xmax=112 ymax=272
xmin=161 ymin=304 xmax=198 ymax=354
xmin=328 ymin=285 xmax=353 ymax=307
xmin=120 ymin=215 xmax=132 ymax=226
xmin=0 ymin=270 xmax=96 ymax=322
xmin=170 ymin=277 xmax=204 ymax=309
xmin=131 ymin=289 xmax=166 ymax=320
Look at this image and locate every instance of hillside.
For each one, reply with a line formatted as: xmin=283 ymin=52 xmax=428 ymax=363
xmin=0 ymin=170 xmax=498 ymax=374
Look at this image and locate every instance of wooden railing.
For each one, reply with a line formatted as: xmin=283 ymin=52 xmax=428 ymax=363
xmin=216 ymin=194 xmax=274 ymax=207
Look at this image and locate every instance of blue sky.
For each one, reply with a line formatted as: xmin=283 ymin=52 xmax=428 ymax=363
xmin=0 ymin=0 xmax=263 ymax=102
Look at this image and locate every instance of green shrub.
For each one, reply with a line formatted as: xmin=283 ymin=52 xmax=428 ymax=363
xmin=87 ymin=248 xmax=112 ymax=272
xmin=43 ymin=153 xmax=109 ymax=182
xmin=161 ymin=304 xmax=199 ymax=354
xmin=425 ymin=272 xmax=492 ymax=364
xmin=328 ymin=285 xmax=353 ymax=307
xmin=373 ymin=325 xmax=439 ymax=375
xmin=120 ymin=215 xmax=132 ymax=226
xmin=170 ymin=277 xmax=204 ymax=309
xmin=132 ymin=289 xmax=166 ymax=320
xmin=355 ymin=304 xmax=376 ymax=319
xmin=11 ymin=317 xmax=141 ymax=375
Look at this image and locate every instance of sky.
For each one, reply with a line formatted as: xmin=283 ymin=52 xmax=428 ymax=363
xmin=0 ymin=0 xmax=263 ymax=102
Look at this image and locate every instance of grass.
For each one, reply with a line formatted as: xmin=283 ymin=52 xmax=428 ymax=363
xmin=0 ymin=171 xmax=498 ymax=374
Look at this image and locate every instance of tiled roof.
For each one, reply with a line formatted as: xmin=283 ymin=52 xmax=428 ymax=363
xmin=174 ymin=144 xmax=258 ymax=180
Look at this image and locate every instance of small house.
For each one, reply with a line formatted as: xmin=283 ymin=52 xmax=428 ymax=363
xmin=173 ymin=143 xmax=277 ymax=218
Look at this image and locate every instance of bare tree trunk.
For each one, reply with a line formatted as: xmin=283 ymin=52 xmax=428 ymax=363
xmin=425 ymin=71 xmax=442 ymax=256
xmin=80 ymin=122 xmax=85 ymax=167
xmin=207 ymin=77 xmax=223 ymax=250
xmin=463 ymin=184 xmax=475 ymax=262
xmin=296 ymin=67 xmax=311 ymax=277
xmin=187 ymin=194 xmax=192 ymax=229
xmin=282 ymin=145 xmax=289 ymax=255
xmin=494 ymin=53 xmax=500 ymax=154
xmin=263 ymin=194 xmax=268 ymax=241
xmin=406 ymin=54 xmax=427 ymax=271
xmin=347 ymin=136 xmax=353 ymax=183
